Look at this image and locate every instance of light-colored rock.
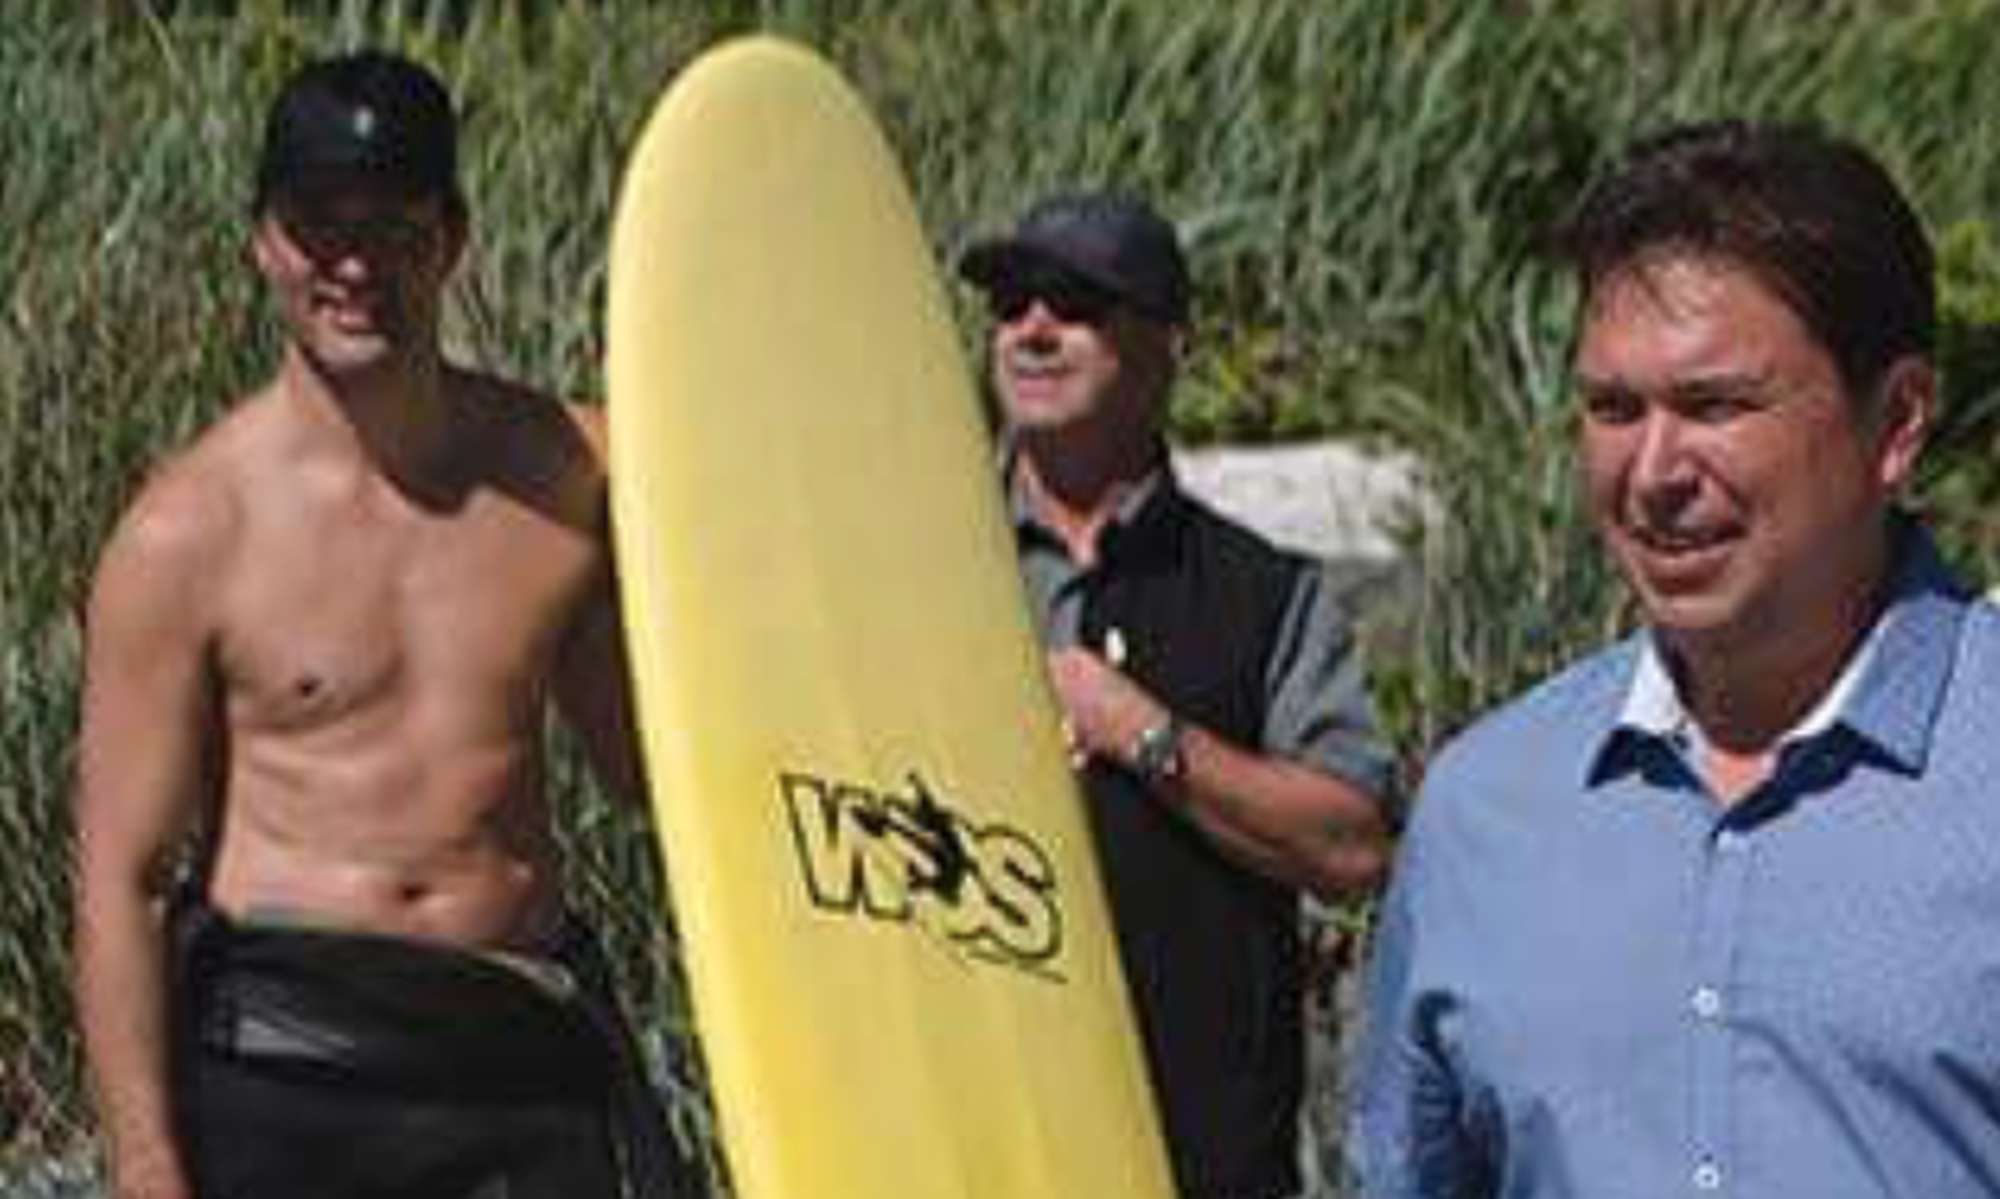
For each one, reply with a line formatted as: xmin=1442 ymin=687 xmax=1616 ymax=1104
xmin=1171 ymin=439 xmax=1420 ymax=563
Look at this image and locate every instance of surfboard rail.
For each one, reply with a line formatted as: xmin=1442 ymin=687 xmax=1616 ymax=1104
xmin=606 ymin=35 xmax=1174 ymax=1199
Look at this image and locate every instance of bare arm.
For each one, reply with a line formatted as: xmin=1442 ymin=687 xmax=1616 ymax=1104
xmin=72 ymin=475 xmax=229 ymax=1199
xmin=551 ymin=565 xmax=648 ymax=804
xmin=1049 ymin=646 xmax=1389 ymax=900
xmin=552 ymin=401 xmax=647 ymax=804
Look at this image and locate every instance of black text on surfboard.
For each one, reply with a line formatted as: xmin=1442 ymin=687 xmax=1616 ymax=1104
xmin=780 ymin=770 xmax=1064 ymax=980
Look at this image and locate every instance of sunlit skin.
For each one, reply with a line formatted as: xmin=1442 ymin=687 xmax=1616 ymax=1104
xmin=1574 ymin=254 xmax=1931 ymax=768
xmin=990 ymin=295 xmax=1177 ymax=490
xmin=252 ymin=179 xmax=463 ymax=382
xmin=72 ymin=173 xmax=640 ymax=1199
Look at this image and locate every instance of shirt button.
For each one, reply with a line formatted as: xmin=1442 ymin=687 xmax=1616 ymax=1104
xmin=1693 ymin=1159 xmax=1723 ymax=1190
xmin=1715 ymin=829 xmax=1747 ymax=854
xmin=1690 ymin=986 xmax=1723 ymax=1020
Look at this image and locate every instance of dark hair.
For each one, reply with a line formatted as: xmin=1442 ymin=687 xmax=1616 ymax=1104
xmin=1557 ymin=120 xmax=1934 ymax=400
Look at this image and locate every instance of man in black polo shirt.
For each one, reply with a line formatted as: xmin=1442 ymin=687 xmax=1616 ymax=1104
xmin=958 ymin=192 xmax=1394 ymax=1198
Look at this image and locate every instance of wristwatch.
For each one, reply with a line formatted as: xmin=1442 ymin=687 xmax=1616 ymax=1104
xmin=1131 ymin=715 xmax=1186 ymax=784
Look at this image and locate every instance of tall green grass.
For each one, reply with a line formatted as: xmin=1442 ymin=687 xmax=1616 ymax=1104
xmin=7 ymin=1 xmax=2000 ymax=1192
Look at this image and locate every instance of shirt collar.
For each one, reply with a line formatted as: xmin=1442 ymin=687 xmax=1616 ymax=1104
xmin=1617 ymin=624 xmax=1877 ymax=746
xmin=1838 ymin=524 xmax=1970 ymax=774
xmin=1004 ymin=439 xmax=1180 ymax=559
xmin=1593 ymin=516 xmax=1969 ymax=783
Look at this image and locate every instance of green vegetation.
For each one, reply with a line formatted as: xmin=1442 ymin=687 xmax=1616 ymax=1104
xmin=7 ymin=0 xmax=2000 ymax=1192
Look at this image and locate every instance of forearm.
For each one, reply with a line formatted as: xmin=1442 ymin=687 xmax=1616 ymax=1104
xmin=75 ymin=880 xmax=192 ymax=1199
xmin=1134 ymin=721 xmax=1390 ymax=899
xmin=1049 ymin=645 xmax=1390 ymax=897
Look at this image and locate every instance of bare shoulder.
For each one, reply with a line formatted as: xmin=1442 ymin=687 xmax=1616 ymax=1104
xmin=88 ymin=397 xmax=279 ymax=606
xmin=449 ymin=369 xmax=608 ymax=534
xmin=565 ymin=398 xmax=610 ymax=464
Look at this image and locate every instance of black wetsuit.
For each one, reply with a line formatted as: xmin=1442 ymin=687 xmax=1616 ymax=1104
xmin=171 ymin=905 xmax=697 ymax=1199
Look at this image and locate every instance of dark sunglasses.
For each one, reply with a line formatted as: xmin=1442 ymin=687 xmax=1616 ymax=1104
xmin=274 ymin=202 xmax=442 ymax=262
xmin=988 ymin=275 xmax=1121 ymax=326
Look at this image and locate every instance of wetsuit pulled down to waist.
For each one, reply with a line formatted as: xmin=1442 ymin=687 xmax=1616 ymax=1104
xmin=172 ymin=907 xmax=689 ymax=1199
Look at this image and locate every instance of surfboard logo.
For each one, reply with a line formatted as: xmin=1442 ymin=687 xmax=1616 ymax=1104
xmin=780 ymin=770 xmax=1064 ymax=979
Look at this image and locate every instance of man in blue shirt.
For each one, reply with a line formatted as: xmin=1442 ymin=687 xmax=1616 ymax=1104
xmin=1349 ymin=121 xmax=2000 ymax=1197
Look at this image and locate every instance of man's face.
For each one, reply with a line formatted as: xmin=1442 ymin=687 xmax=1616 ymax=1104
xmin=986 ymin=268 xmax=1173 ymax=440
xmin=1575 ymin=255 xmax=1926 ymax=656
xmin=252 ymin=175 xmax=462 ymax=378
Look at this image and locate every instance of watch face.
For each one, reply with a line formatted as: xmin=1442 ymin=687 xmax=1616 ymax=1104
xmin=1135 ymin=718 xmax=1184 ymax=782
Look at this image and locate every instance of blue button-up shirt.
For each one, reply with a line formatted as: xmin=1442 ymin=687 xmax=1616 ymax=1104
xmin=1350 ymin=526 xmax=2000 ymax=1197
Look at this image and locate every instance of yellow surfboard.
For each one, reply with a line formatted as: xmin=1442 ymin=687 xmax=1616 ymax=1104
xmin=605 ymin=36 xmax=1173 ymax=1199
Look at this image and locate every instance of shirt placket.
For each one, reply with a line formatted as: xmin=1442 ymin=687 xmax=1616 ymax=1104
xmin=1050 ymin=522 xmax=1128 ymax=656
xmin=1686 ymin=800 xmax=1757 ymax=1195
xmin=1016 ymin=528 xmax=1092 ymax=650
xmin=1052 ymin=555 xmax=1104 ymax=650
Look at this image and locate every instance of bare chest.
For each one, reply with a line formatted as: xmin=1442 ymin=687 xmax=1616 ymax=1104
xmin=216 ymin=492 xmax=603 ymax=734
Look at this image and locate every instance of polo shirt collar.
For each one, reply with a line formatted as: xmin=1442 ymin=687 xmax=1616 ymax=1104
xmin=1591 ymin=516 xmax=1968 ymax=784
xmin=1005 ymin=438 xmax=1183 ymax=563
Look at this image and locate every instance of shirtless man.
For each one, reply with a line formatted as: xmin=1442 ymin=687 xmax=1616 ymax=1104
xmin=71 ymin=52 xmax=676 ymax=1199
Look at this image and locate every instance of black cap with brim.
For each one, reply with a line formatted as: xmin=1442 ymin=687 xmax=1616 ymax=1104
xmin=958 ymin=192 xmax=1190 ymax=324
xmin=254 ymin=51 xmax=459 ymax=212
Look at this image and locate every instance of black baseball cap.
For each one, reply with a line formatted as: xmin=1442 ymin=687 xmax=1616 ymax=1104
xmin=958 ymin=192 xmax=1190 ymax=324
xmin=254 ymin=51 xmax=460 ymax=212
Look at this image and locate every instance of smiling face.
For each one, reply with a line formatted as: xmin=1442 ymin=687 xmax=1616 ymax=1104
xmin=986 ymin=269 xmax=1177 ymax=446
xmin=252 ymin=175 xmax=463 ymax=380
xmin=1575 ymin=254 xmax=1930 ymax=660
